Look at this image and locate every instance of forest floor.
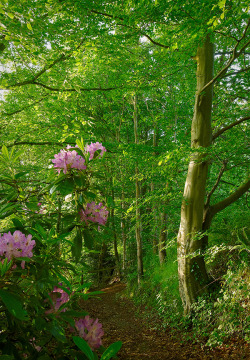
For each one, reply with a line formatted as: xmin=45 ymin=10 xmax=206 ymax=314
xmin=81 ymin=282 xmax=249 ymax=360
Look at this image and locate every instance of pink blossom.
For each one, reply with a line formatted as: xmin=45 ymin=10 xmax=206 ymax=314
xmin=75 ymin=315 xmax=104 ymax=350
xmin=0 ymin=231 xmax=35 ymax=268
xmin=45 ymin=285 xmax=70 ymax=314
xmin=80 ymin=202 xmax=108 ymax=226
xmin=52 ymin=149 xmax=86 ymax=174
xmin=85 ymin=142 xmax=106 ymax=160
xmin=36 ymin=203 xmax=46 ymax=214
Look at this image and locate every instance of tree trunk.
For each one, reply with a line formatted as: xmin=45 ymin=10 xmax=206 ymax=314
xmin=121 ymin=190 xmax=127 ymax=272
xmin=159 ymin=212 xmax=167 ymax=265
xmin=177 ymin=36 xmax=214 ymax=315
xmin=111 ymin=188 xmax=121 ymax=278
xmin=133 ymin=94 xmax=143 ymax=283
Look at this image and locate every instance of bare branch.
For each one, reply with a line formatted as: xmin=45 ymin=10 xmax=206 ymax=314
xmin=212 ymin=116 xmax=250 ymax=141
xmin=199 ymin=20 xmax=250 ymax=95
xmin=221 ymin=65 xmax=250 ymax=78
xmin=205 ymin=160 xmax=228 ymax=207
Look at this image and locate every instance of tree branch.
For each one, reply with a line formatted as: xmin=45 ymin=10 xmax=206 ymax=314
xmin=199 ymin=19 xmax=250 ymax=95
xmin=91 ymin=8 xmax=170 ymax=48
xmin=205 ymin=160 xmax=228 ymax=207
xmin=7 ymin=39 xmax=85 ymax=89
xmin=2 ymin=95 xmax=49 ymax=116
xmin=210 ymin=178 xmax=250 ymax=218
xmin=221 ymin=65 xmax=250 ymax=79
xmin=212 ymin=116 xmax=250 ymax=141
xmin=6 ymin=141 xmax=69 ymax=148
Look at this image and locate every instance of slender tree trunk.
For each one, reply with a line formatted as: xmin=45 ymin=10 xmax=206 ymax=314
xmin=159 ymin=212 xmax=167 ymax=265
xmin=111 ymin=188 xmax=121 ymax=278
xmin=121 ymin=189 xmax=127 ymax=272
xmin=177 ymin=36 xmax=214 ymax=315
xmin=133 ymin=94 xmax=143 ymax=283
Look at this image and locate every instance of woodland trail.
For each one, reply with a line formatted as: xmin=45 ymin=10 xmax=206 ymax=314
xmin=81 ymin=283 xmax=249 ymax=360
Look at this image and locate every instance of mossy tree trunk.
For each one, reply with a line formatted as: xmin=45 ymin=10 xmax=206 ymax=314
xmin=177 ymin=36 xmax=214 ymax=315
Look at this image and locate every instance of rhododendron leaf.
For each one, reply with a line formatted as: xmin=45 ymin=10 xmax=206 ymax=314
xmin=50 ymin=184 xmax=59 ymax=194
xmin=1 ymin=145 xmax=9 ymax=160
xmin=35 ymin=223 xmax=47 ymax=239
xmin=0 ymin=203 xmax=17 ymax=218
xmin=71 ymin=229 xmax=83 ymax=261
xmin=73 ymin=336 xmax=94 ymax=360
xmin=12 ymin=218 xmax=25 ymax=231
xmin=0 ymin=258 xmax=13 ymax=276
xmin=54 ymin=272 xmax=72 ymax=290
xmin=50 ymin=323 xmax=66 ymax=343
xmin=0 ymin=289 xmax=28 ymax=321
xmin=57 ymin=178 xmax=74 ymax=196
xmin=100 ymin=341 xmax=122 ymax=360
xmin=76 ymin=138 xmax=85 ymax=152
xmin=83 ymin=229 xmax=94 ymax=250
xmin=14 ymin=171 xmax=28 ymax=179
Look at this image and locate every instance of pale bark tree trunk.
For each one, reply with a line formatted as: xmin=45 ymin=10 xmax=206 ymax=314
xmin=133 ymin=94 xmax=143 ymax=283
xmin=177 ymin=36 xmax=214 ymax=315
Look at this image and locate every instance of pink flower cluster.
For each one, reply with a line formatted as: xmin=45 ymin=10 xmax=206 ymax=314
xmin=45 ymin=284 xmax=70 ymax=314
xmin=80 ymin=202 xmax=108 ymax=226
xmin=85 ymin=142 xmax=106 ymax=160
xmin=75 ymin=315 xmax=104 ymax=350
xmin=52 ymin=149 xmax=86 ymax=174
xmin=0 ymin=231 xmax=35 ymax=269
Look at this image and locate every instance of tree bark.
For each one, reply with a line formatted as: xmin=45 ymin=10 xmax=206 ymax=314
xmin=133 ymin=94 xmax=143 ymax=283
xmin=177 ymin=36 xmax=214 ymax=315
xmin=111 ymin=188 xmax=121 ymax=278
xmin=121 ymin=190 xmax=127 ymax=272
xmin=159 ymin=212 xmax=167 ymax=265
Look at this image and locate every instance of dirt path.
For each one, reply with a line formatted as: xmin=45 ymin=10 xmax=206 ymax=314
xmin=81 ymin=283 xmax=249 ymax=360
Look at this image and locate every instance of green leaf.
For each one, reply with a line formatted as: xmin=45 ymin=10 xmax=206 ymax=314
xmin=1 ymin=145 xmax=9 ymax=160
xmin=72 ymin=336 xmax=94 ymax=360
xmin=83 ymin=229 xmax=94 ymax=250
xmin=35 ymin=223 xmax=47 ymax=239
xmin=14 ymin=171 xmax=28 ymax=179
xmin=100 ymin=341 xmax=122 ymax=360
xmin=76 ymin=138 xmax=85 ymax=152
xmin=27 ymin=22 xmax=33 ymax=30
xmin=0 ymin=258 xmax=13 ymax=276
xmin=12 ymin=218 xmax=25 ymax=231
xmin=71 ymin=228 xmax=82 ymax=261
xmin=57 ymin=178 xmax=74 ymax=195
xmin=12 ymin=149 xmax=24 ymax=163
xmin=0 ymin=289 xmax=28 ymax=320
xmin=54 ymin=271 xmax=72 ymax=290
xmin=7 ymin=12 xmax=14 ymax=19
xmin=50 ymin=323 xmax=66 ymax=343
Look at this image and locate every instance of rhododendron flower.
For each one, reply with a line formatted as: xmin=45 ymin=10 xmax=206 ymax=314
xmin=75 ymin=315 xmax=104 ymax=350
xmin=80 ymin=202 xmax=108 ymax=226
xmin=0 ymin=231 xmax=35 ymax=269
xmin=45 ymin=284 xmax=70 ymax=314
xmin=85 ymin=142 xmax=106 ymax=160
xmin=36 ymin=202 xmax=46 ymax=214
xmin=52 ymin=149 xmax=86 ymax=174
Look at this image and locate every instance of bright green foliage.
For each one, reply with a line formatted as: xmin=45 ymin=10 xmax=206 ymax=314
xmin=0 ymin=0 xmax=249 ymax=351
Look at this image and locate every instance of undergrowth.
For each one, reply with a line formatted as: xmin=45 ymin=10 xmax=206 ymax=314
xmin=126 ymin=241 xmax=250 ymax=348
